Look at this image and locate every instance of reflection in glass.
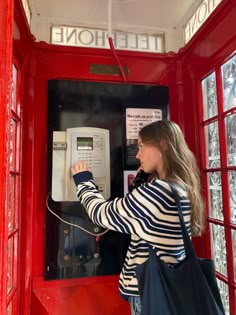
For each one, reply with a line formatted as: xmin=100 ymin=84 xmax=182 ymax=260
xmin=225 ymin=114 xmax=236 ymax=166
xmin=221 ymin=54 xmax=236 ymax=112
xmin=8 ymin=175 xmax=15 ymax=232
xmin=11 ymin=64 xmax=17 ymax=112
xmin=207 ymin=173 xmax=223 ymax=220
xmin=229 ymin=171 xmax=236 ymax=224
xmin=7 ymin=300 xmax=13 ymax=315
xmin=201 ymin=72 xmax=218 ymax=120
xmin=10 ymin=119 xmax=16 ymax=171
xmin=217 ymin=279 xmax=229 ymax=315
xmin=210 ymin=223 xmax=227 ymax=277
xmin=232 ymin=230 xmax=236 ymax=283
xmin=7 ymin=238 xmax=13 ymax=294
xmin=204 ymin=122 xmax=221 ymax=169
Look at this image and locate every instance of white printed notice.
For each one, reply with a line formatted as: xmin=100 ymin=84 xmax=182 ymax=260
xmin=126 ymin=108 xmax=162 ymax=140
xmin=125 ymin=108 xmax=162 ymax=167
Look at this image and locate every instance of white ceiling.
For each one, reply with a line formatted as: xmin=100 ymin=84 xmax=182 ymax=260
xmin=28 ymin=0 xmax=203 ymax=52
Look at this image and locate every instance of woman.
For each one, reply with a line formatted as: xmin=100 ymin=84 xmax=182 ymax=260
xmin=71 ymin=120 xmax=205 ymax=315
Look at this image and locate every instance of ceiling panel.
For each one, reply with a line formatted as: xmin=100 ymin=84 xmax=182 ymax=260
xmin=29 ymin=0 xmax=199 ymax=31
xmin=27 ymin=0 xmax=204 ymax=51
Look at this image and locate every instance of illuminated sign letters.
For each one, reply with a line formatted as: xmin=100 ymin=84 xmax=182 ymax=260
xmin=184 ymin=0 xmax=223 ymax=43
xmin=50 ymin=26 xmax=165 ymax=53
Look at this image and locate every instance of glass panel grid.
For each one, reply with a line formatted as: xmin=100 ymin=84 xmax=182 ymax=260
xmin=210 ymin=223 xmax=228 ymax=277
xmin=10 ymin=118 xmax=17 ymax=171
xmin=201 ymin=72 xmax=218 ymax=120
xmin=217 ymin=278 xmax=230 ymax=315
xmin=7 ymin=63 xmax=20 ymax=314
xmin=7 ymin=300 xmax=13 ymax=315
xmin=229 ymin=171 xmax=236 ymax=224
xmin=8 ymin=174 xmax=16 ymax=232
xmin=225 ymin=114 xmax=236 ymax=167
xmin=6 ymin=292 xmax=17 ymax=315
xmin=232 ymin=230 xmax=236 ymax=283
xmin=204 ymin=122 xmax=221 ymax=169
xmin=11 ymin=65 xmax=17 ymax=112
xmin=207 ymin=172 xmax=224 ymax=220
xmin=221 ymin=54 xmax=236 ymax=112
xmin=201 ymin=53 xmax=236 ymax=315
xmin=7 ymin=237 xmax=14 ymax=295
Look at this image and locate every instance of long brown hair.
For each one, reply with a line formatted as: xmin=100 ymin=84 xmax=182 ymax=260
xmin=139 ymin=120 xmax=205 ymax=236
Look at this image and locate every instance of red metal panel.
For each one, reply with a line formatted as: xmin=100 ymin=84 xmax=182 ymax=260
xmin=0 ymin=0 xmax=14 ymax=314
xmin=13 ymin=3 xmax=40 ymax=314
xmin=18 ymin=73 xmax=35 ymax=315
xmin=32 ymin=276 xmax=130 ymax=315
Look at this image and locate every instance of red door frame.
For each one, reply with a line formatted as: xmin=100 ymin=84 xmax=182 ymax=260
xmin=0 ymin=0 xmax=14 ymax=313
xmin=177 ymin=2 xmax=236 ymax=313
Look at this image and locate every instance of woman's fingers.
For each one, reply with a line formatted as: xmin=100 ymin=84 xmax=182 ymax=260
xmin=71 ymin=160 xmax=89 ymax=175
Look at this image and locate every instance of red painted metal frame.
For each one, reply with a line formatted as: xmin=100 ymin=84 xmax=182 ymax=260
xmin=8 ymin=58 xmax=23 ymax=314
xmin=32 ymin=275 xmax=129 ymax=315
xmin=10 ymin=0 xmax=236 ymax=313
xmin=0 ymin=0 xmax=14 ymax=314
xmin=13 ymin=1 xmax=41 ymax=313
xmin=178 ymin=1 xmax=236 ymax=313
xmin=214 ymin=63 xmax=235 ymax=298
xmin=198 ymin=62 xmax=236 ymax=313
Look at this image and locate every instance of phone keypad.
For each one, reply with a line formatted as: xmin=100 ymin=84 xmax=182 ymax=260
xmin=78 ymin=152 xmax=92 ymax=168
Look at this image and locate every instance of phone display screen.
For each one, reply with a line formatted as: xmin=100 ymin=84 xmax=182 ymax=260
xmin=77 ymin=137 xmax=93 ymax=150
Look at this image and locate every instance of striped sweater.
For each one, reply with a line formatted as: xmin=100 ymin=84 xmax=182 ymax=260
xmin=73 ymin=171 xmax=191 ymax=299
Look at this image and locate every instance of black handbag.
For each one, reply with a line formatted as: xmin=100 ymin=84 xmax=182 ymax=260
xmin=135 ymin=184 xmax=225 ymax=315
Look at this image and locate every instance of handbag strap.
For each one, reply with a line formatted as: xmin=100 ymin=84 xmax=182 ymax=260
xmin=168 ymin=183 xmax=197 ymax=260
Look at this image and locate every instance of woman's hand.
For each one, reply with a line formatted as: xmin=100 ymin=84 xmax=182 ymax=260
xmin=71 ymin=160 xmax=91 ymax=176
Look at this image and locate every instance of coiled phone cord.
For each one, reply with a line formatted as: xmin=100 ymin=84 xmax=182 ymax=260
xmin=46 ymin=192 xmax=109 ymax=237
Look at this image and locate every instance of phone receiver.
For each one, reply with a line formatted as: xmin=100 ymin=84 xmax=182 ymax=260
xmin=132 ymin=170 xmax=149 ymax=188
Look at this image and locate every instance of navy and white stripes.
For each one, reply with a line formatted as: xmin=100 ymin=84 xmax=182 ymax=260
xmin=74 ymin=174 xmax=191 ymax=299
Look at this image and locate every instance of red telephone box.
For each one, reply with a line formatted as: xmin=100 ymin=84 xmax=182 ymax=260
xmin=1 ymin=0 xmax=236 ymax=314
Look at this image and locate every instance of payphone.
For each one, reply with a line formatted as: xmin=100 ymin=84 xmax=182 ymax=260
xmin=51 ymin=127 xmax=110 ymax=202
xmin=47 ymin=127 xmax=110 ymax=279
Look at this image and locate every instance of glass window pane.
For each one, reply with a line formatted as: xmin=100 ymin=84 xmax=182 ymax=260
xmin=225 ymin=114 xmax=236 ymax=166
xmin=7 ymin=300 xmax=13 ymax=315
xmin=217 ymin=279 xmax=229 ymax=315
xmin=204 ymin=122 xmax=221 ymax=168
xmin=8 ymin=175 xmax=16 ymax=232
xmin=10 ymin=119 xmax=17 ymax=171
xmin=232 ymin=230 xmax=236 ymax=283
xmin=210 ymin=223 xmax=227 ymax=277
xmin=7 ymin=62 xmax=20 ymax=314
xmin=6 ymin=292 xmax=17 ymax=315
xmin=201 ymin=72 xmax=218 ymax=120
xmin=7 ymin=237 xmax=14 ymax=294
xmin=207 ymin=172 xmax=223 ymax=220
xmin=11 ymin=64 xmax=17 ymax=112
xmin=221 ymin=54 xmax=236 ymax=112
xmin=229 ymin=171 xmax=236 ymax=224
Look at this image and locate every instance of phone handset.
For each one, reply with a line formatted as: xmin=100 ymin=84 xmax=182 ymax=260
xmin=131 ymin=170 xmax=149 ymax=189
